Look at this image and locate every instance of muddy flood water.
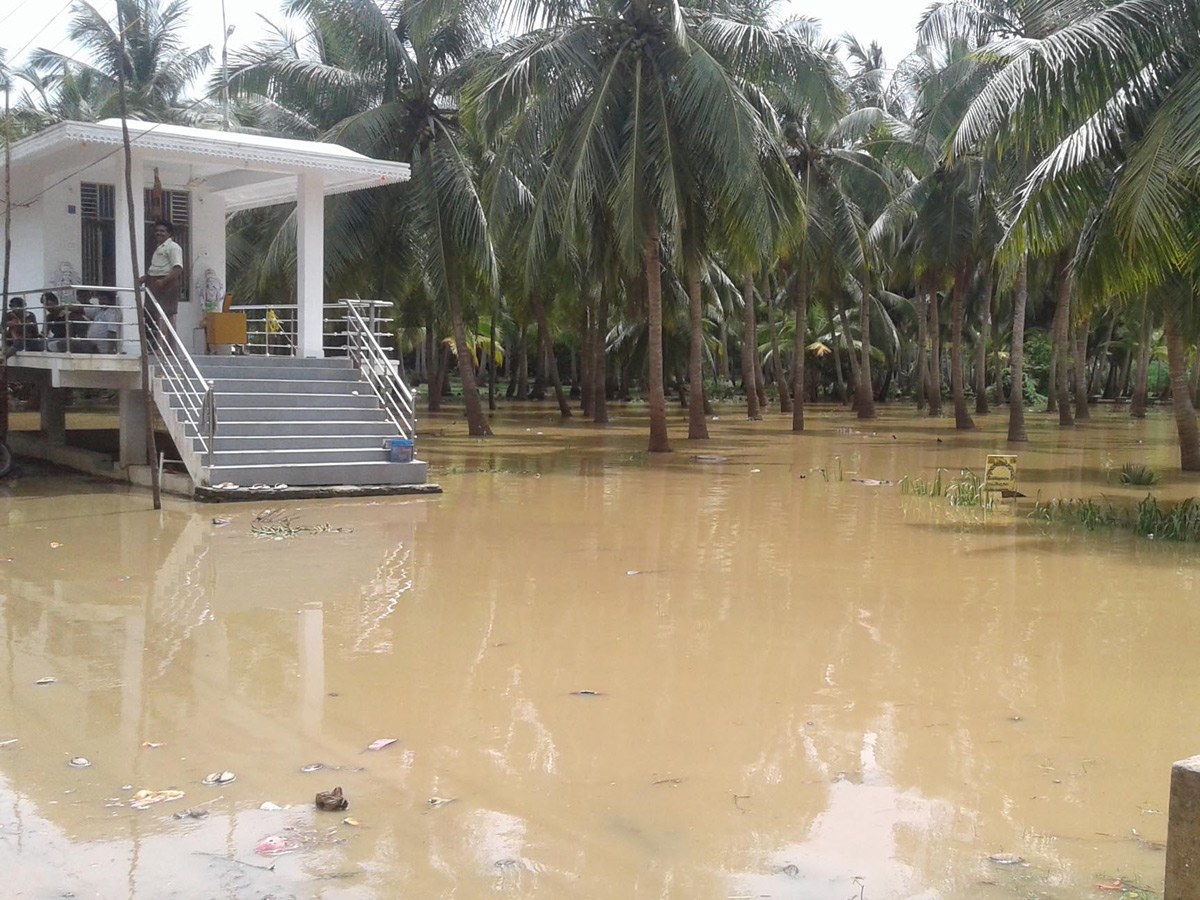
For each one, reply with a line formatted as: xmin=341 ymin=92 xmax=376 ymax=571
xmin=2 ymin=403 xmax=1198 ymax=899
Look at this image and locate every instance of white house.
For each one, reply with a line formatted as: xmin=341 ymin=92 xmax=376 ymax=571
xmin=1 ymin=119 xmax=425 ymax=493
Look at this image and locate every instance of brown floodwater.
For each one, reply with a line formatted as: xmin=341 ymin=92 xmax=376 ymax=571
xmin=2 ymin=402 xmax=1198 ymax=899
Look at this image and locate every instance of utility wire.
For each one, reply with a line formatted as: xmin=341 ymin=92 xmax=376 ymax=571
xmin=7 ymin=0 xmax=77 ymax=63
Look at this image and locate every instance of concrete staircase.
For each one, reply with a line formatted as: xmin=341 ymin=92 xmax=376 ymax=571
xmin=154 ymin=355 xmax=426 ymax=488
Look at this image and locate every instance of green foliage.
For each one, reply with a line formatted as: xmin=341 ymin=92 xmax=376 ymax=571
xmin=1033 ymin=496 xmax=1200 ymax=542
xmin=1119 ymin=463 xmax=1162 ymax=486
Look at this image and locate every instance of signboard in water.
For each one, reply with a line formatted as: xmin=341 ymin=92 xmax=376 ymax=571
xmin=985 ymin=454 xmax=1017 ymax=493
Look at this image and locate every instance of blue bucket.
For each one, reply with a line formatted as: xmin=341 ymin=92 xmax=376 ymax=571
xmin=384 ymin=438 xmax=414 ymax=463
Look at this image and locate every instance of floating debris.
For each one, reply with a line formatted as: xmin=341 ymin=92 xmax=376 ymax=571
xmin=173 ymin=807 xmax=210 ymax=820
xmin=0 ymin=739 xmax=17 ymax=748
xmin=255 ymin=834 xmax=300 ymax=856
xmin=779 ymin=864 xmax=800 ymax=878
xmin=651 ymin=777 xmax=682 ymax=786
xmin=570 ymin=690 xmax=604 ymax=697
xmin=50 ymin=542 xmax=63 ymax=549
xmin=202 ymin=771 xmax=236 ymax=786
xmin=851 ymin=478 xmax=893 ymax=486
xmin=365 ymin=738 xmax=397 ymax=752
xmin=251 ymin=509 xmax=351 ymax=539
xmin=141 ymin=741 xmax=164 ymax=749
xmin=212 ymin=517 xmax=231 ymax=527
xmin=315 ymin=787 xmax=348 ymax=811
xmin=260 ymin=802 xmax=285 ymax=811
xmin=300 ymin=763 xmax=325 ymax=773
xmin=987 ymin=853 xmax=1027 ymax=866
xmin=36 ymin=677 xmax=58 ymax=685
xmin=692 ymin=455 xmax=727 ymax=464
xmin=68 ymin=757 xmax=91 ymax=768
xmin=341 ymin=817 xmax=363 ymax=827
xmin=131 ymin=789 xmax=186 ymax=809
xmin=427 ymin=797 xmax=457 ymax=809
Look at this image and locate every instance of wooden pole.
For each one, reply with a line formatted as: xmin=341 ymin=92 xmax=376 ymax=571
xmin=115 ymin=2 xmax=162 ymax=509
xmin=2 ymin=78 xmax=12 ymax=445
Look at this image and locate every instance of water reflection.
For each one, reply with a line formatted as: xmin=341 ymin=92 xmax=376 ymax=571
xmin=0 ymin=405 xmax=1196 ymax=898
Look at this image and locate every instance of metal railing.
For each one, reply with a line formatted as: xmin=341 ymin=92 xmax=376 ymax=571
xmin=343 ymin=299 xmax=415 ymax=440
xmin=143 ymin=287 xmax=216 ymax=464
xmin=233 ymin=301 xmax=396 ymax=357
xmin=4 ymin=284 xmax=142 ymax=357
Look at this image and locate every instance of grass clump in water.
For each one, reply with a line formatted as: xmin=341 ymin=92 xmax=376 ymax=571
xmin=898 ymin=468 xmax=994 ymax=507
xmin=1033 ymin=495 xmax=1200 ymax=542
xmin=1119 ymin=463 xmax=1162 ymax=486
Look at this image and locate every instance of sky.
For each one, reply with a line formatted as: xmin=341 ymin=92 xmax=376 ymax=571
xmin=2 ymin=0 xmax=933 ymax=76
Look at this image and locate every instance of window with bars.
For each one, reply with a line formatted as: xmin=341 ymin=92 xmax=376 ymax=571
xmin=81 ymin=182 xmax=116 ymax=287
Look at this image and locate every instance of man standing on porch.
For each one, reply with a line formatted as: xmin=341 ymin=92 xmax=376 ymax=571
xmin=142 ymin=220 xmax=184 ymax=324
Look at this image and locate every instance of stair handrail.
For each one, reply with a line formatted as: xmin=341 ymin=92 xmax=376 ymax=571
xmin=142 ymin=286 xmax=216 ymax=463
xmin=342 ymin=299 xmax=415 ymax=440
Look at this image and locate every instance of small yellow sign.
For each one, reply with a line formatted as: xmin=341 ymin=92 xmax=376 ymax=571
xmin=985 ymin=454 xmax=1017 ymax=493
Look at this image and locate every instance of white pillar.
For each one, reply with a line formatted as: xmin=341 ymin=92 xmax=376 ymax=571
xmin=296 ymin=172 xmax=325 ymax=358
xmin=113 ymin=152 xmax=145 ymax=289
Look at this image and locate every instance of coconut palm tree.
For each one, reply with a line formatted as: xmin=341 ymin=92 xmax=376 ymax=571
xmin=468 ymin=0 xmax=831 ymax=451
xmin=954 ymin=0 xmax=1200 ymax=467
xmin=28 ymin=0 xmax=212 ymax=123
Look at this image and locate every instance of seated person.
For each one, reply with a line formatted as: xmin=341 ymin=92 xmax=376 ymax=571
xmin=42 ymin=292 xmax=68 ymax=352
xmin=67 ymin=293 xmax=92 ymax=353
xmin=5 ymin=297 xmax=43 ymax=352
xmin=85 ymin=291 xmax=123 ymax=354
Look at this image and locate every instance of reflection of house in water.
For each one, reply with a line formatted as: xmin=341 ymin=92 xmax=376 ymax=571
xmin=0 ymin=498 xmax=424 ymax=856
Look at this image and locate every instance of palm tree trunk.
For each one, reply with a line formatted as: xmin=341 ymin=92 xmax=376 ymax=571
xmin=1191 ymin=349 xmax=1200 ymax=406
xmin=1131 ymin=298 xmax=1152 ymax=417
xmin=742 ymin=272 xmax=761 ymax=420
xmin=951 ymin=265 xmax=975 ymax=430
xmin=488 ymin=299 xmax=498 ymax=411
xmin=1165 ymin=317 xmax=1200 ymax=470
xmin=718 ymin=314 xmax=730 ymax=381
xmin=516 ymin=327 xmax=530 ymax=400
xmin=991 ymin=285 xmax=1003 ymax=405
xmin=927 ymin=277 xmax=943 ymax=416
xmin=1052 ymin=256 xmax=1074 ymax=425
xmin=975 ymin=270 xmax=992 ymax=414
xmin=791 ymin=265 xmax=808 ymax=433
xmin=915 ymin=289 xmax=927 ymax=411
xmin=837 ymin=294 xmax=861 ymax=408
xmin=857 ymin=280 xmax=876 ymax=419
xmin=580 ymin=300 xmax=593 ymax=417
xmin=1007 ymin=255 xmax=1028 ymax=442
xmin=645 ymin=219 xmax=670 ymax=453
xmin=532 ymin=321 xmax=547 ymax=400
xmin=449 ymin=285 xmax=492 ymax=436
xmin=687 ymin=263 xmax=708 ymax=440
xmin=1046 ymin=345 xmax=1058 ymax=413
xmin=1073 ymin=315 xmax=1090 ymax=421
xmin=827 ymin=299 xmax=848 ymax=404
xmin=531 ymin=291 xmax=571 ymax=419
xmin=755 ymin=352 xmax=768 ymax=410
xmin=593 ymin=282 xmax=609 ymax=424
xmin=765 ymin=274 xmax=791 ymax=414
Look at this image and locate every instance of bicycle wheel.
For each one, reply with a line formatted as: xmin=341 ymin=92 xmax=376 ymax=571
xmin=0 ymin=442 xmax=12 ymax=480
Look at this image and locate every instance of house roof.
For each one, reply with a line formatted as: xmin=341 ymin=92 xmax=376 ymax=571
xmin=8 ymin=119 xmax=410 ymax=211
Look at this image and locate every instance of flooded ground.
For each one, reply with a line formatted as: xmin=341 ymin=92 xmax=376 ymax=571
xmin=2 ymin=402 xmax=1198 ymax=899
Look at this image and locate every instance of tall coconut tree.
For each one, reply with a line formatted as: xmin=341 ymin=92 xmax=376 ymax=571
xmin=468 ymin=0 xmax=830 ymax=451
xmin=29 ymin=0 xmax=212 ymax=123
xmin=954 ymin=0 xmax=1200 ymax=467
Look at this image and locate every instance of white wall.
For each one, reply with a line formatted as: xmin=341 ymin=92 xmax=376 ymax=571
xmin=184 ymin=187 xmax=227 ymax=355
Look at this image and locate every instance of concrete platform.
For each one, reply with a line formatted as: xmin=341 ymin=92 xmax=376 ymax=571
xmin=194 ymin=482 xmax=443 ymax=503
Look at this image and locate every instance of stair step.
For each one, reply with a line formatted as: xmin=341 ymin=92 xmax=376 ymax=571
xmin=209 ymin=447 xmax=396 ymax=465
xmin=195 ymin=434 xmax=401 ymax=452
xmin=167 ymin=392 xmax=379 ymax=409
xmin=184 ymin=419 xmax=399 ymax=437
xmin=204 ymin=406 xmax=391 ymax=422
xmin=207 ymin=378 xmax=368 ymax=394
xmin=194 ymin=355 xmax=352 ymax=370
xmin=206 ymin=459 xmax=428 ymax=487
xmin=193 ymin=366 xmax=361 ymax=382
